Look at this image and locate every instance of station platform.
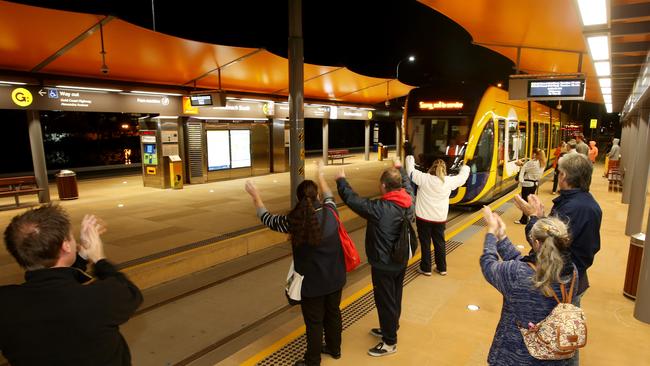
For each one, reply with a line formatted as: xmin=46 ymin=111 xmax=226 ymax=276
xmin=220 ymin=164 xmax=650 ymax=366
xmin=0 ymin=152 xmax=394 ymax=286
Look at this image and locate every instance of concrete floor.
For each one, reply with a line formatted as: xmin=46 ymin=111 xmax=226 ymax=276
xmin=224 ymin=164 xmax=650 ymax=366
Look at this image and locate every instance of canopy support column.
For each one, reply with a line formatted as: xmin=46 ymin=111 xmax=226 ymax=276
xmin=634 ymin=112 xmax=650 ymax=324
xmin=288 ymin=0 xmax=304 ymax=206
xmin=27 ymin=111 xmax=50 ymax=203
xmin=322 ymin=118 xmax=329 ymax=164
xmin=626 ymin=110 xmax=650 ymax=235
xmin=364 ymin=120 xmax=370 ymax=161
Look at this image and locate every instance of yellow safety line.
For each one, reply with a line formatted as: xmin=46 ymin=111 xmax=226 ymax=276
xmin=242 ymin=174 xmax=549 ymax=365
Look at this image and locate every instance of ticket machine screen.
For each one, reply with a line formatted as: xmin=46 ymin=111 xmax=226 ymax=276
xmin=143 ymin=144 xmax=158 ymax=165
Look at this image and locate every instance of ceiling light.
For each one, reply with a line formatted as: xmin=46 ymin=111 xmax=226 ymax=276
xmin=601 ymin=87 xmax=611 ymax=94
xmin=56 ymin=85 xmax=123 ymax=92
xmin=605 ymin=103 xmax=613 ymax=113
xmin=603 ymin=94 xmax=612 ymax=104
xmin=577 ymin=0 xmax=607 ymax=26
xmin=587 ymin=35 xmax=609 ymax=61
xmin=594 ymin=61 xmax=611 ymax=76
xmin=0 ymin=80 xmax=27 ymax=85
xmin=408 ymin=56 xmax=415 ymax=62
xmin=599 ymin=78 xmax=611 ymax=88
xmin=467 ymin=304 xmax=480 ymax=311
xmin=131 ymin=90 xmax=183 ymax=96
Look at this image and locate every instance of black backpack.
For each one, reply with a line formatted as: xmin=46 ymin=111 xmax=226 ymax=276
xmin=391 ymin=209 xmax=418 ymax=264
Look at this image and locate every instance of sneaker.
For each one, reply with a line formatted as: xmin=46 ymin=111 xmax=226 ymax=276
xmin=417 ymin=268 xmax=432 ymax=276
xmin=369 ymin=328 xmax=383 ymax=338
xmin=368 ymin=342 xmax=397 ymax=357
xmin=434 ymin=269 xmax=447 ymax=276
xmin=293 ymin=360 xmax=307 ymax=366
xmin=321 ymin=344 xmax=341 ymax=359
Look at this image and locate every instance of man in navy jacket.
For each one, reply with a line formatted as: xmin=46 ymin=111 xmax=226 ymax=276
xmin=515 ymin=153 xmax=602 ymax=298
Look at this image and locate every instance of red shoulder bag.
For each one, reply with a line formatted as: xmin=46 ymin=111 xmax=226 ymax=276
xmin=326 ymin=206 xmax=360 ymax=272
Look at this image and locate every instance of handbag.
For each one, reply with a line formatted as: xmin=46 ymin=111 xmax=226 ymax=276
xmin=326 ymin=206 xmax=361 ymax=272
xmin=285 ymin=261 xmax=303 ymax=306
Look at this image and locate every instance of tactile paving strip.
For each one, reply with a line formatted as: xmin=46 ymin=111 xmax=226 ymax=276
xmin=256 ymin=202 xmax=514 ymax=365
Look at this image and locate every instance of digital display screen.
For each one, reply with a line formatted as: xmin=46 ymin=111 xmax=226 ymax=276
xmin=207 ymin=130 xmax=230 ymax=171
xmin=190 ymin=94 xmax=212 ymax=106
xmin=528 ymin=79 xmax=585 ymax=98
xmin=143 ymin=144 xmax=157 ymax=165
xmin=230 ymin=130 xmax=251 ymax=168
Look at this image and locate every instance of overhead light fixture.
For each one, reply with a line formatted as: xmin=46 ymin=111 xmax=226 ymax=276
xmin=605 ymin=103 xmax=613 ymax=113
xmin=576 ymin=0 xmax=607 ymax=26
xmin=467 ymin=304 xmax=480 ymax=311
xmin=151 ymin=115 xmax=178 ymax=119
xmin=0 ymin=80 xmax=27 ymax=85
xmin=131 ymin=90 xmax=183 ymax=96
xmin=408 ymin=55 xmax=415 ymax=62
xmin=599 ymin=78 xmax=611 ymax=88
xmin=603 ymin=94 xmax=612 ymax=104
xmin=587 ymin=35 xmax=609 ymax=61
xmin=594 ymin=61 xmax=611 ymax=76
xmin=601 ymin=87 xmax=611 ymax=94
xmin=56 ymin=85 xmax=123 ymax=92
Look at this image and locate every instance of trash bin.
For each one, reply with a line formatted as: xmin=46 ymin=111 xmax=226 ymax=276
xmin=377 ymin=144 xmax=384 ymax=161
xmin=383 ymin=145 xmax=389 ymax=159
xmin=56 ymin=170 xmax=78 ymax=200
xmin=624 ymin=233 xmax=645 ymax=299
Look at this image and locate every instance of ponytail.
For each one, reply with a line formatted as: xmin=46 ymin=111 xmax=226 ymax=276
xmin=428 ymin=159 xmax=447 ymax=182
xmin=529 ymin=217 xmax=571 ymax=297
xmin=288 ymin=180 xmax=322 ymax=247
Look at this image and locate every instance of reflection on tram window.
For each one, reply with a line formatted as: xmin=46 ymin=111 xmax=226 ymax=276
xmin=472 ymin=119 xmax=494 ymax=172
xmin=408 ymin=117 xmax=470 ymax=168
xmin=507 ymin=120 xmax=519 ymax=161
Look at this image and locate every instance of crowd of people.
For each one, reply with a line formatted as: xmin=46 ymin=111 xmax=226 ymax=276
xmin=0 ymin=135 xmax=609 ymax=366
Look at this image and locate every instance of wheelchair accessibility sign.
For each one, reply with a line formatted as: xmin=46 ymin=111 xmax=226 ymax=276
xmin=48 ymin=89 xmax=59 ymax=99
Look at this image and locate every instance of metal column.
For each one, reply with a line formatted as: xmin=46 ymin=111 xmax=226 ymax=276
xmin=322 ymin=118 xmax=329 ymax=164
xmin=626 ymin=111 xmax=650 ymax=235
xmin=364 ymin=120 xmax=370 ymax=161
xmin=395 ymin=121 xmax=401 ymax=160
xmin=634 ymin=113 xmax=650 ymax=324
xmin=622 ymin=119 xmax=638 ymax=204
xmin=27 ymin=110 xmax=50 ymax=203
xmin=620 ymin=124 xmax=630 ymax=203
xmin=288 ymin=0 xmax=304 ymax=206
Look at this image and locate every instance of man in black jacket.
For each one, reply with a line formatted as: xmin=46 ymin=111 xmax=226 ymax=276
xmin=336 ymin=160 xmax=414 ymax=357
xmin=0 ymin=204 xmax=143 ymax=366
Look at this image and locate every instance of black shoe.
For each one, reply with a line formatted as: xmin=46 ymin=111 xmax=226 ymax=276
xmin=369 ymin=328 xmax=382 ymax=338
xmin=367 ymin=342 xmax=397 ymax=357
xmin=321 ymin=344 xmax=341 ymax=359
xmin=293 ymin=360 xmax=308 ymax=366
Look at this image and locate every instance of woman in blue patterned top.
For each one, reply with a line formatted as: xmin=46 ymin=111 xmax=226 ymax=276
xmin=480 ymin=206 xmax=577 ymax=365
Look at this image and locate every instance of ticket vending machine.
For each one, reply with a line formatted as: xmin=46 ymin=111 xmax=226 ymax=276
xmin=141 ymin=130 xmax=166 ymax=188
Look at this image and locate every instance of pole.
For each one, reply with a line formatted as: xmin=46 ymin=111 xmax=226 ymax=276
xmin=27 ymin=110 xmax=50 ymax=203
xmin=625 ymin=111 xmax=650 ymax=235
xmin=622 ymin=119 xmax=638 ymax=204
xmin=364 ymin=120 xmax=370 ymax=161
xmin=634 ymin=112 xmax=650 ymax=324
xmin=322 ymin=118 xmax=329 ymax=164
xmin=288 ymin=0 xmax=304 ymax=206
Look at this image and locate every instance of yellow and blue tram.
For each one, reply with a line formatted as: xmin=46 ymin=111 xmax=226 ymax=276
xmin=404 ymin=83 xmax=568 ymax=205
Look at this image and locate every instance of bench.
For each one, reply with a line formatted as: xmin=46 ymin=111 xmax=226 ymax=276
xmin=327 ymin=149 xmax=353 ymax=164
xmin=0 ymin=176 xmax=44 ymax=207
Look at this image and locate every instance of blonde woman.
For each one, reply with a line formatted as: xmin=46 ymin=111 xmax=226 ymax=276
xmin=405 ymin=155 xmax=470 ymax=276
xmin=480 ymin=206 xmax=577 ymax=365
xmin=515 ymin=149 xmax=546 ymax=225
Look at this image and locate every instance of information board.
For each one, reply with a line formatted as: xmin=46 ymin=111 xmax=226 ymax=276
xmin=230 ymin=130 xmax=251 ymax=168
xmin=207 ymin=130 xmax=231 ymax=171
xmin=190 ymin=94 xmax=212 ymax=107
xmin=527 ymin=79 xmax=585 ymax=98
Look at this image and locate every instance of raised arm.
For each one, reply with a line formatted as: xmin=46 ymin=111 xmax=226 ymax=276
xmin=245 ymin=180 xmax=290 ymax=233
xmin=446 ymin=164 xmax=470 ymax=189
xmin=316 ymin=160 xmax=333 ymax=199
xmin=336 ymin=168 xmax=380 ymax=222
xmin=405 ymin=155 xmax=426 ymax=186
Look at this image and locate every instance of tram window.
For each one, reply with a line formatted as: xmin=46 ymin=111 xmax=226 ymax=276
xmin=518 ymin=122 xmax=527 ymax=158
xmin=497 ymin=119 xmax=505 ymax=166
xmin=507 ymin=120 xmax=519 ymax=161
xmin=472 ymin=119 xmax=494 ymax=172
xmin=415 ymin=117 xmax=470 ymax=158
xmin=532 ymin=123 xmax=539 ymax=150
xmin=539 ymin=123 xmax=548 ymax=151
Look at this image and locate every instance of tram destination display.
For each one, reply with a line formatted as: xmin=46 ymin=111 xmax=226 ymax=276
xmin=190 ymin=94 xmax=213 ymax=107
xmin=527 ymin=79 xmax=585 ymax=98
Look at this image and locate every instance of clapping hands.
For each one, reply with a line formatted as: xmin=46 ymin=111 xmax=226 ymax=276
xmin=513 ymin=194 xmax=544 ymax=218
xmin=482 ymin=206 xmax=506 ymax=240
xmin=79 ymin=215 xmax=106 ymax=263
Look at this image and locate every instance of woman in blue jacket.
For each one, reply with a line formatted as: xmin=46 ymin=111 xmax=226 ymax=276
xmin=480 ymin=206 xmax=577 ymax=365
xmin=245 ymin=162 xmax=345 ymax=366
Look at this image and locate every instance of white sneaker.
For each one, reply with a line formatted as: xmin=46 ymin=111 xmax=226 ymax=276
xmin=434 ymin=269 xmax=447 ymax=276
xmin=368 ymin=342 xmax=397 ymax=357
xmin=417 ymin=268 xmax=432 ymax=276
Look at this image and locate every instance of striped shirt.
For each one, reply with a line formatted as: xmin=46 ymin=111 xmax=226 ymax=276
xmin=257 ymin=194 xmax=337 ymax=233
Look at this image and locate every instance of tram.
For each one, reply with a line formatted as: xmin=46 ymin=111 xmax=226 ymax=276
xmin=404 ymin=83 xmax=568 ymax=205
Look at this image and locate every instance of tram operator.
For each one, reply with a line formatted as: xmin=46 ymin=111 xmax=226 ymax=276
xmin=0 ymin=205 xmax=142 ymax=366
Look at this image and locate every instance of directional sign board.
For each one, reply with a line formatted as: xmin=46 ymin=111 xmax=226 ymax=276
xmin=509 ymin=76 xmax=586 ymax=101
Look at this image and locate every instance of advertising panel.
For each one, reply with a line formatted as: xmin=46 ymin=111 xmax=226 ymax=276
xmin=207 ymin=130 xmax=231 ymax=171
xmin=230 ymin=130 xmax=251 ymax=168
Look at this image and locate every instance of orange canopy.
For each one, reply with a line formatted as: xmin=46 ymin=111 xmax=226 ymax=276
xmin=0 ymin=1 xmax=412 ymax=104
xmin=418 ymin=0 xmax=603 ymax=104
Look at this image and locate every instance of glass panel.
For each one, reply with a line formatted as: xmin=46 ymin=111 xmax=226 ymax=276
xmin=407 ymin=116 xmax=471 ymax=170
xmin=519 ymin=121 xmax=527 ymax=158
xmin=539 ymin=123 xmax=548 ymax=151
xmin=498 ymin=119 xmax=505 ymax=167
xmin=507 ymin=120 xmax=519 ymax=161
xmin=532 ymin=123 xmax=539 ymax=150
xmin=472 ymin=119 xmax=494 ymax=172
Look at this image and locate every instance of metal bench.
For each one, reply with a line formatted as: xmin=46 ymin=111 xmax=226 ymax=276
xmin=0 ymin=176 xmax=43 ymax=207
xmin=327 ymin=149 xmax=353 ymax=164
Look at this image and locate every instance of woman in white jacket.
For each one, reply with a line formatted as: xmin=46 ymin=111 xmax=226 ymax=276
xmin=405 ymin=155 xmax=470 ymax=276
xmin=514 ymin=148 xmax=546 ymax=225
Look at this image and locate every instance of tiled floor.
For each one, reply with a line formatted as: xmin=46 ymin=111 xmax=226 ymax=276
xmin=224 ymin=164 xmax=650 ymax=366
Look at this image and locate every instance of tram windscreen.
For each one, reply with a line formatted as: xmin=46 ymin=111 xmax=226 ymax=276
xmin=409 ymin=117 xmax=471 ymax=172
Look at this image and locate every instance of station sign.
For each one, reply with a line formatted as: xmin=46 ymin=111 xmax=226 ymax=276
xmin=0 ymin=85 xmax=181 ymax=114
xmin=274 ymin=104 xmax=331 ymax=119
xmin=186 ymin=100 xmax=266 ymax=120
xmin=509 ymin=75 xmax=586 ymax=101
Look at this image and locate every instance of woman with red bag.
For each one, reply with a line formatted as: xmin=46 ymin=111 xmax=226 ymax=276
xmin=244 ymin=161 xmax=346 ymax=366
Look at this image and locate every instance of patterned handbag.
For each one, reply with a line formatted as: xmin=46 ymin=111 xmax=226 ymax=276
xmin=519 ymin=263 xmax=587 ymax=360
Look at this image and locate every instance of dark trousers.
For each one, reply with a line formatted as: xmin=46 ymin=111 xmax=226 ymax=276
xmin=300 ymin=289 xmax=343 ymax=365
xmin=416 ymin=219 xmax=447 ymax=272
xmin=519 ymin=185 xmax=537 ymax=224
xmin=552 ymin=168 xmax=560 ymax=192
xmin=371 ymin=267 xmax=406 ymax=346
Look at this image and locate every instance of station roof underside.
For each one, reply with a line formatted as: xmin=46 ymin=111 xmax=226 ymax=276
xmin=0 ymin=1 xmax=413 ymax=105
xmin=420 ymin=0 xmax=650 ymax=112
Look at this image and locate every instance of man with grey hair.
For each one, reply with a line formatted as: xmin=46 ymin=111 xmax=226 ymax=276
xmin=514 ymin=153 xmax=602 ymax=300
xmin=575 ymin=133 xmax=589 ymax=156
